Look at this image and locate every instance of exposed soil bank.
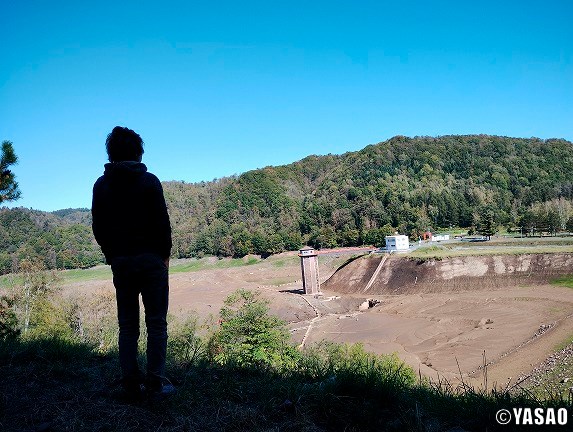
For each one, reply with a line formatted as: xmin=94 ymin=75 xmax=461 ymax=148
xmin=322 ymin=253 xmax=573 ymax=295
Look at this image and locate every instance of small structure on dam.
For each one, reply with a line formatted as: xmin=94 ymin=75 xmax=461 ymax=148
xmin=299 ymin=246 xmax=320 ymax=295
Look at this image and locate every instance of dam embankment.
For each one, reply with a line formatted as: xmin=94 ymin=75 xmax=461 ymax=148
xmin=322 ymin=253 xmax=573 ymax=294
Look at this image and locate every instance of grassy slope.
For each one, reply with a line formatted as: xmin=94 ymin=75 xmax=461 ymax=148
xmin=552 ymin=276 xmax=573 ymax=289
xmin=1 ymin=336 xmax=567 ymax=432
xmin=2 ymin=237 xmax=571 ymax=288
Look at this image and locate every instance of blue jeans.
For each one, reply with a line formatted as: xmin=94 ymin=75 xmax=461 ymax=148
xmin=110 ymin=253 xmax=169 ymax=385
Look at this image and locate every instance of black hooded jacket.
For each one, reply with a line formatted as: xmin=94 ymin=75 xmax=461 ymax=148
xmin=92 ymin=162 xmax=172 ymax=263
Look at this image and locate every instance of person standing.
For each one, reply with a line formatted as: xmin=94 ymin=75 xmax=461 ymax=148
xmin=92 ymin=126 xmax=174 ymax=398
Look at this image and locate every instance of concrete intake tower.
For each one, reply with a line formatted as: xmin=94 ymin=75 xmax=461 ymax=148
xmin=299 ymin=246 xmax=320 ymax=295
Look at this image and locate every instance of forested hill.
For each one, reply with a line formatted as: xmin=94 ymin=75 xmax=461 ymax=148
xmin=164 ymin=135 xmax=573 ymax=258
xmin=2 ymin=135 xmax=573 ymax=273
xmin=0 ymin=207 xmax=101 ymax=274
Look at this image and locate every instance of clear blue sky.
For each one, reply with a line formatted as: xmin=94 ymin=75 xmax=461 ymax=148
xmin=1 ymin=1 xmax=572 ymax=211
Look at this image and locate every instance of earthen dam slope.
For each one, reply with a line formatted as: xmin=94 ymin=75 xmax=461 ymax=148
xmin=322 ymin=253 xmax=573 ymax=294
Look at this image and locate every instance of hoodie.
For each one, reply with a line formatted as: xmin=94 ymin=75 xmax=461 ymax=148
xmin=91 ymin=161 xmax=172 ymax=263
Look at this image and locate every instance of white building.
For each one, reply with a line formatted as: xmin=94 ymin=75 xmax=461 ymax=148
xmin=431 ymin=234 xmax=450 ymax=242
xmin=385 ymin=235 xmax=410 ymax=252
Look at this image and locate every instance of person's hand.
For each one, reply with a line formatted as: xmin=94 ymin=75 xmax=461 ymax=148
xmin=164 ymin=258 xmax=170 ymax=269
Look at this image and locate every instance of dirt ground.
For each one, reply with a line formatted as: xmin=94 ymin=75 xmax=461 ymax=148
xmin=62 ymin=251 xmax=573 ymax=388
xmin=311 ymin=286 xmax=573 ymax=387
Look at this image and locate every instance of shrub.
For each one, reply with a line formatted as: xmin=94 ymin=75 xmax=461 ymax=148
xmin=168 ymin=315 xmax=205 ymax=368
xmin=300 ymin=341 xmax=416 ymax=397
xmin=10 ymin=259 xmax=59 ymax=335
xmin=25 ymin=297 xmax=75 ymax=340
xmin=0 ymin=295 xmax=20 ymax=340
xmin=208 ymin=289 xmax=300 ymax=371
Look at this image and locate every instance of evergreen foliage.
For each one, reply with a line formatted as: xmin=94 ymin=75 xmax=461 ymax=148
xmin=478 ymin=208 xmax=497 ymax=239
xmin=0 ymin=140 xmax=21 ymax=204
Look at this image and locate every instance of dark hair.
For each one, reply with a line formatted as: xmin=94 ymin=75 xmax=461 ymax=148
xmin=105 ymin=126 xmax=144 ymax=162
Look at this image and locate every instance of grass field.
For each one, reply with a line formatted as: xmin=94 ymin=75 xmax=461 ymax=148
xmin=169 ymin=256 xmax=260 ymax=274
xmin=410 ymin=236 xmax=573 ymax=259
xmin=60 ymin=266 xmax=113 ymax=283
xmin=551 ymin=275 xmax=573 ymax=289
xmin=0 ymin=256 xmax=265 ymax=288
xmin=0 ymin=266 xmax=114 ymax=290
xmin=0 ymin=253 xmax=349 ymax=290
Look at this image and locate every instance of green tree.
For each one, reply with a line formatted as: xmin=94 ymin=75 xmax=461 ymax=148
xmin=520 ymin=208 xmax=537 ymax=236
xmin=567 ymin=216 xmax=573 ymax=233
xmin=0 ymin=295 xmax=20 ymax=339
xmin=0 ymin=141 xmax=21 ymax=203
xmin=363 ymin=223 xmax=394 ymax=247
xmin=546 ymin=208 xmax=560 ymax=235
xmin=12 ymin=259 xmax=59 ymax=334
xmin=209 ymin=289 xmax=299 ymax=370
xmin=478 ymin=209 xmax=496 ymax=240
xmin=338 ymin=228 xmax=360 ymax=246
xmin=309 ymin=227 xmax=337 ymax=249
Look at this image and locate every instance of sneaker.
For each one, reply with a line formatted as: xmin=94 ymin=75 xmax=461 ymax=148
xmin=121 ymin=375 xmax=146 ymax=401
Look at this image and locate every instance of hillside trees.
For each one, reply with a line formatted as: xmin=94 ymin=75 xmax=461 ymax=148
xmin=160 ymin=136 xmax=573 ymax=255
xmin=101 ymin=135 xmax=573 ymax=258
xmin=518 ymin=198 xmax=573 ymax=236
xmin=567 ymin=216 xmax=573 ymax=233
xmin=0 ymin=295 xmax=19 ymax=339
xmin=2 ymin=135 xmax=573 ymax=272
xmin=0 ymin=208 xmax=103 ymax=274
